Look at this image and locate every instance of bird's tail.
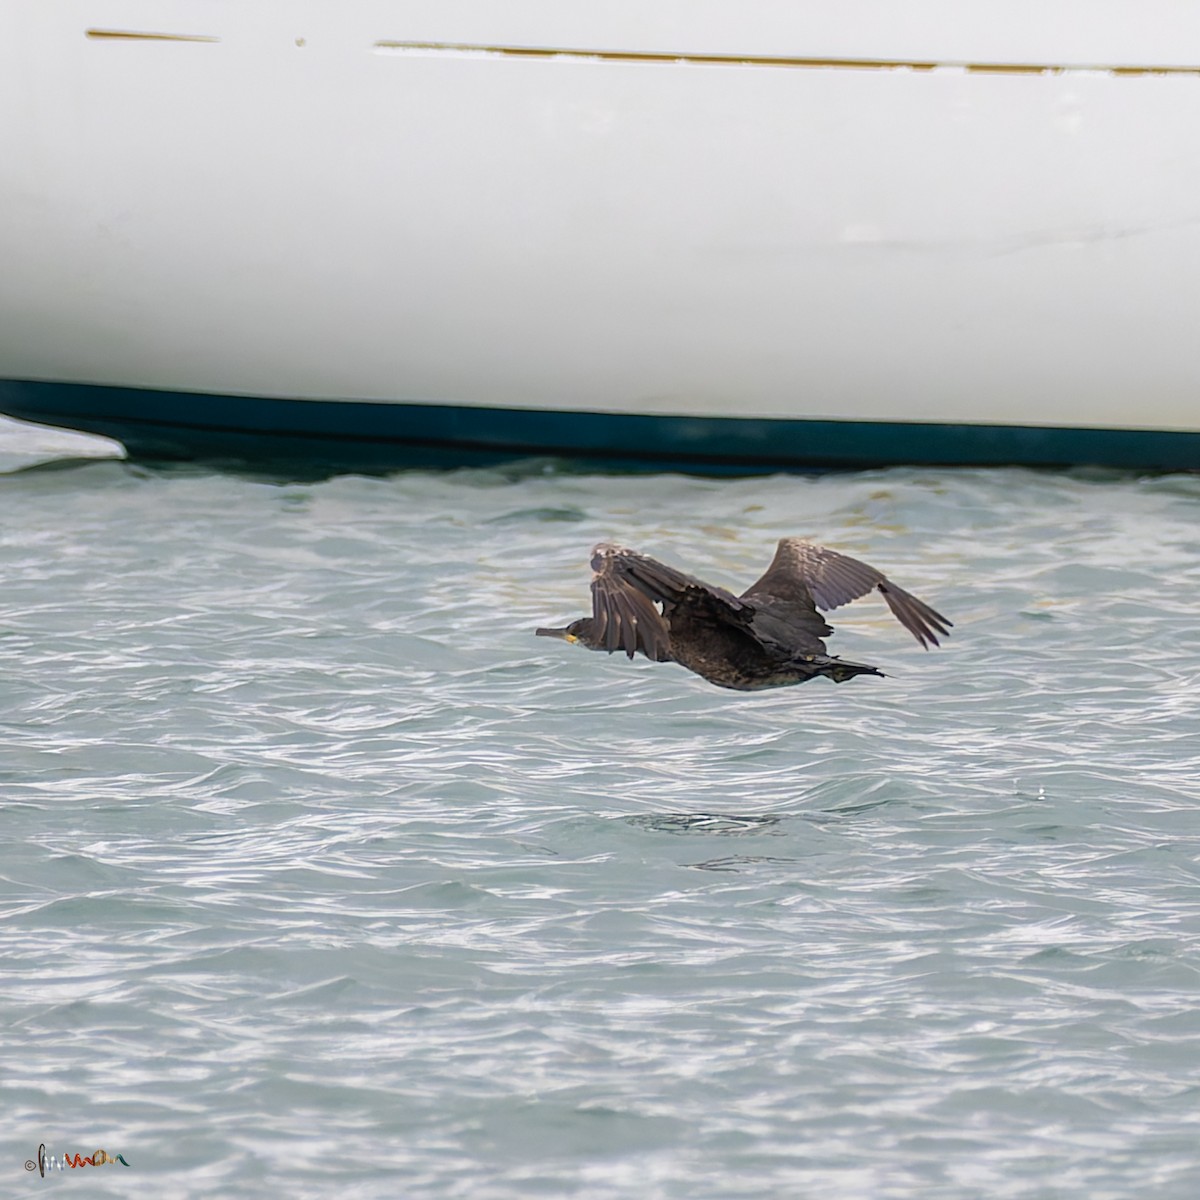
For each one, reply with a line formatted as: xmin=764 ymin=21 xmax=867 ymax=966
xmin=802 ymin=654 xmax=885 ymax=683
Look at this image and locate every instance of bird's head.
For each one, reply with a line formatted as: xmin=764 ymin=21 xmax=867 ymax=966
xmin=535 ymin=617 xmax=602 ymax=650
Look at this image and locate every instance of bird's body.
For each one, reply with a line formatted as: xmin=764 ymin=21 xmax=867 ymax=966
xmin=536 ymin=539 xmax=951 ymax=691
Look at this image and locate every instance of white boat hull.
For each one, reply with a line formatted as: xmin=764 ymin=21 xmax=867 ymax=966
xmin=3 ymin=1 xmax=1200 ymax=467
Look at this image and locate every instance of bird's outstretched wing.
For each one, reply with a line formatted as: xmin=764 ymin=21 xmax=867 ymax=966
xmin=740 ymin=538 xmax=952 ymax=649
xmin=589 ymin=543 xmax=749 ymax=660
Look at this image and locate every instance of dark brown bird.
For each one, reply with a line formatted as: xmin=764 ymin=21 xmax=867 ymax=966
xmin=536 ymin=539 xmax=951 ymax=691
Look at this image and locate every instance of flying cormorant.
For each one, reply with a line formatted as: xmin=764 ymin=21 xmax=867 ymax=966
xmin=536 ymin=539 xmax=951 ymax=691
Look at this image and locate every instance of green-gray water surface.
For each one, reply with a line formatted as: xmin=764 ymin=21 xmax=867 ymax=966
xmin=3 ymin=417 xmax=1200 ymax=1198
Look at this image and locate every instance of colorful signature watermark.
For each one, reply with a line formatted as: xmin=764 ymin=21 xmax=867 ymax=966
xmin=25 ymin=1143 xmax=130 ymax=1176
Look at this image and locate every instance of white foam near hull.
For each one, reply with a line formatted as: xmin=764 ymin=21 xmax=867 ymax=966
xmin=2 ymin=2 xmax=1200 ymax=467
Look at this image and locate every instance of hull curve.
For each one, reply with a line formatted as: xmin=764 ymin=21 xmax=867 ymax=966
xmin=5 ymin=380 xmax=1200 ymax=474
xmin=4 ymin=2 xmax=1200 ymax=469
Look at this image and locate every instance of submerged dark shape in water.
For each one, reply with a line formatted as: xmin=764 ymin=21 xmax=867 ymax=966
xmin=536 ymin=539 xmax=952 ymax=691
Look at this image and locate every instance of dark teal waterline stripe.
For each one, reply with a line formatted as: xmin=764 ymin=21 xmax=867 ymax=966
xmin=2 ymin=378 xmax=1199 ymax=473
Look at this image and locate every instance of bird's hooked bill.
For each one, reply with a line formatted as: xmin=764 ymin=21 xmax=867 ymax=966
xmin=535 ymin=627 xmax=578 ymax=643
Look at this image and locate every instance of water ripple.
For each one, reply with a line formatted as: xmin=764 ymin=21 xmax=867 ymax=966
xmin=4 ymin=419 xmax=1200 ymax=1197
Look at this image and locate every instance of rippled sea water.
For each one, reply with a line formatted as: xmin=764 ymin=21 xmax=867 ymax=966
xmin=4 ymin=415 xmax=1200 ymax=1198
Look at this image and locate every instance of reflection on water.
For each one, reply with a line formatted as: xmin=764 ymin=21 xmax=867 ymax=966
xmin=625 ymin=813 xmax=785 ymax=836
